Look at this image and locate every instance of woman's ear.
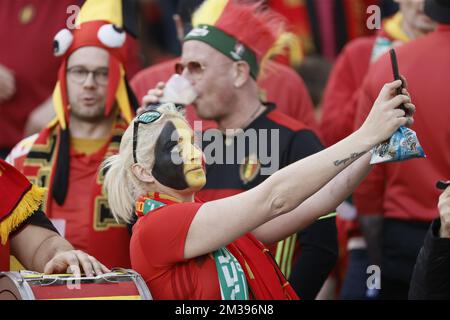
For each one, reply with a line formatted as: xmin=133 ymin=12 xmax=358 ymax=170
xmin=131 ymin=163 xmax=155 ymax=183
xmin=233 ymin=61 xmax=251 ymax=88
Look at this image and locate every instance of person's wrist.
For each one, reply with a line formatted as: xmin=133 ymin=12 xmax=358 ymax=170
xmin=354 ymin=127 xmax=376 ymax=151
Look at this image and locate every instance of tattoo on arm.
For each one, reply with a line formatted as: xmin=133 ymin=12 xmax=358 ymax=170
xmin=333 ymin=152 xmax=366 ymax=167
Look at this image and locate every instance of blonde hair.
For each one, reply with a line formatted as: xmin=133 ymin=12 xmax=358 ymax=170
xmin=102 ymin=104 xmax=187 ymax=223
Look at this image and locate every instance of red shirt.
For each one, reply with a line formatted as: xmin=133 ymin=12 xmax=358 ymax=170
xmin=131 ymin=202 xmax=222 ymax=300
xmin=320 ymin=36 xmax=376 ymax=147
xmin=130 ymin=58 xmax=319 ymax=132
xmin=49 ymin=147 xmax=107 ymax=252
xmin=353 ymin=25 xmax=450 ymax=222
xmin=0 ymin=0 xmax=77 ymax=149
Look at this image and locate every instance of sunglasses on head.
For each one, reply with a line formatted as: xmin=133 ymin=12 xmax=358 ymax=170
xmin=132 ymin=110 xmax=163 ymax=164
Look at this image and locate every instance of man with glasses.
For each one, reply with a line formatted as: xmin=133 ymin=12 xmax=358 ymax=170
xmin=142 ymin=0 xmax=338 ymax=300
xmin=6 ymin=0 xmax=137 ymax=270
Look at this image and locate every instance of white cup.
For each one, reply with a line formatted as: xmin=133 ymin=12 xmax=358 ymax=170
xmin=159 ymin=74 xmax=197 ymax=106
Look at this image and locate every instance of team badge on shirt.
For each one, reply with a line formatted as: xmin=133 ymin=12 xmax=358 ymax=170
xmin=239 ymin=154 xmax=260 ymax=185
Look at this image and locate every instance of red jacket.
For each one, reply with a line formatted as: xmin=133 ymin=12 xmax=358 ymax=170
xmin=320 ymin=36 xmax=376 ymax=147
xmin=353 ymin=25 xmax=450 ymax=222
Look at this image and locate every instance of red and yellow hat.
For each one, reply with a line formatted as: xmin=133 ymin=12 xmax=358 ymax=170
xmin=50 ymin=0 xmax=138 ymax=205
xmin=52 ymin=0 xmax=138 ymax=130
xmin=0 ymin=159 xmax=46 ymax=245
xmin=184 ymin=0 xmax=301 ymax=79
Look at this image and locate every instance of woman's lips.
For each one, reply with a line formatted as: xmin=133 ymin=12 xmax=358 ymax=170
xmin=185 ymin=167 xmax=203 ymax=174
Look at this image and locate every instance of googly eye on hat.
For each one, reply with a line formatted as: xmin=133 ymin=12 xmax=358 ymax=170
xmin=53 ymin=29 xmax=73 ymax=57
xmin=97 ymin=24 xmax=126 ymax=48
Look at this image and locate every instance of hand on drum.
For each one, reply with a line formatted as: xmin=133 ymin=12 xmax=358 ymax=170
xmin=44 ymin=250 xmax=111 ymax=278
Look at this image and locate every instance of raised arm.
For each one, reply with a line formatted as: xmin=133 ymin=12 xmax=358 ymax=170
xmin=184 ymin=80 xmax=414 ymax=259
xmin=252 ymin=151 xmax=372 ymax=244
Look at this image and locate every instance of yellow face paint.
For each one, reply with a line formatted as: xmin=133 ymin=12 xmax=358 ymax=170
xmin=172 ymin=119 xmax=206 ymax=190
xmin=152 ymin=118 xmax=206 ymax=191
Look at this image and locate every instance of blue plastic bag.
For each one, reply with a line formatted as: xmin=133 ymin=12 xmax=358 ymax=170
xmin=370 ymin=126 xmax=426 ymax=164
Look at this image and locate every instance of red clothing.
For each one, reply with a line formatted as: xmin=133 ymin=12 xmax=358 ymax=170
xmin=320 ymin=36 xmax=376 ymax=147
xmin=320 ymin=14 xmax=407 ymax=147
xmin=8 ymin=120 xmax=132 ymax=269
xmin=320 ymin=16 xmax=408 ymax=242
xmin=0 ymin=243 xmax=8 ymax=271
xmin=0 ymin=0 xmax=76 ymax=149
xmin=131 ymin=199 xmax=298 ymax=300
xmin=49 ymin=146 xmax=109 ymax=252
xmin=131 ymin=202 xmax=220 ymax=300
xmin=130 ymin=58 xmax=318 ymax=132
xmin=353 ymin=25 xmax=450 ymax=222
xmin=259 ymin=61 xmax=318 ymax=133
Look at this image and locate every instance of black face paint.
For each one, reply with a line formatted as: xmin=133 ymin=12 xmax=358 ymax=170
xmin=152 ymin=121 xmax=189 ymax=190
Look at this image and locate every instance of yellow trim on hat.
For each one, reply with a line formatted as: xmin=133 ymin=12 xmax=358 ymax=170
xmin=191 ymin=0 xmax=228 ymax=27
xmin=76 ymin=0 xmax=123 ymax=27
xmin=52 ymin=82 xmax=67 ymax=130
xmin=261 ymin=32 xmax=303 ymax=77
xmin=116 ymin=65 xmax=133 ymax=124
xmin=0 ymin=185 xmax=47 ymax=245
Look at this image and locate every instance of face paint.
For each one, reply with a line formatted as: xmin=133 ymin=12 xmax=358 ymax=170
xmin=152 ymin=119 xmax=206 ymax=190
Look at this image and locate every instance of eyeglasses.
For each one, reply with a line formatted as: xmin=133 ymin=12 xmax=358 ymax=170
xmin=67 ymin=66 xmax=109 ymax=86
xmin=175 ymin=60 xmax=237 ymax=81
xmin=132 ymin=110 xmax=163 ymax=164
xmin=175 ymin=61 xmax=205 ymax=80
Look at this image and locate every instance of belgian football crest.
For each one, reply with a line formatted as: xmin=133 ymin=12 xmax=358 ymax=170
xmin=239 ymin=154 xmax=260 ymax=185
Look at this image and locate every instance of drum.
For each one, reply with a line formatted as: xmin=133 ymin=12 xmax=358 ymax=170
xmin=0 ymin=269 xmax=152 ymax=300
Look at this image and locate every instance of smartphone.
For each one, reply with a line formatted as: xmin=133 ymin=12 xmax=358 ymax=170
xmin=389 ymin=48 xmax=409 ymax=114
xmin=436 ymin=180 xmax=450 ymax=190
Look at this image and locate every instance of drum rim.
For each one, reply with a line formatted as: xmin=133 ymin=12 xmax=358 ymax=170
xmin=0 ymin=271 xmax=36 ymax=300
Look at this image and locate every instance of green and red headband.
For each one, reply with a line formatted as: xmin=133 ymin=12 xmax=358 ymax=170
xmin=184 ymin=24 xmax=259 ymax=79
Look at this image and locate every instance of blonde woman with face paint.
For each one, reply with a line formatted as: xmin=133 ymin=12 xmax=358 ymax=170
xmin=102 ymin=79 xmax=414 ymax=300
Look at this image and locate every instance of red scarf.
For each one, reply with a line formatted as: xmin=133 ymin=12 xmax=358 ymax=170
xmin=227 ymin=234 xmax=299 ymax=300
